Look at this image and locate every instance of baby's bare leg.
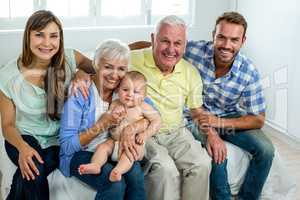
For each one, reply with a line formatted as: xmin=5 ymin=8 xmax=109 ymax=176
xmin=109 ymin=152 xmax=133 ymax=182
xmin=79 ymin=139 xmax=114 ymax=175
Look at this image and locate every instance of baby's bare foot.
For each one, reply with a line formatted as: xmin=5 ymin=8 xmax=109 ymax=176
xmin=109 ymin=169 xmax=122 ymax=182
xmin=78 ymin=163 xmax=101 ymax=175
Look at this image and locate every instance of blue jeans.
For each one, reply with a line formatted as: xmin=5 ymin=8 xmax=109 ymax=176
xmin=5 ymin=135 xmax=59 ymax=200
xmin=70 ymin=151 xmax=146 ymax=200
xmin=187 ymin=119 xmax=274 ymax=200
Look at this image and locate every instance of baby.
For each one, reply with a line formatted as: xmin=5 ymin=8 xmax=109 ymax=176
xmin=79 ymin=71 xmax=161 ymax=182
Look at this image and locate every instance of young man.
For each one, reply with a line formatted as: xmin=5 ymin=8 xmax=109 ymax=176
xmin=184 ymin=12 xmax=274 ymax=200
xmin=130 ymin=15 xmax=211 ymax=200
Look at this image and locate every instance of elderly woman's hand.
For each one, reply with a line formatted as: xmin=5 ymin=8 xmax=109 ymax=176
xmin=71 ymin=69 xmax=91 ymax=100
xmin=119 ymin=124 xmax=139 ymax=162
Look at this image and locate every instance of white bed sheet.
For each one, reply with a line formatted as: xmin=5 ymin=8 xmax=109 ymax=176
xmin=0 ymin=134 xmax=296 ymax=200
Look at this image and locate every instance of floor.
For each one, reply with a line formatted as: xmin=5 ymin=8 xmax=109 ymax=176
xmin=1 ymin=125 xmax=299 ymax=200
xmin=0 ymin=172 xmax=1 ymax=200
xmin=263 ymin=126 xmax=300 ymax=199
xmin=0 ymin=171 xmax=2 ymax=200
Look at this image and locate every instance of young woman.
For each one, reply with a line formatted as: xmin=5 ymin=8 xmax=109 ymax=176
xmin=0 ymin=10 xmax=92 ymax=199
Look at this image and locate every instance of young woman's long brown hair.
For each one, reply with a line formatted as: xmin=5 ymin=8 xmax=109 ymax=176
xmin=21 ymin=10 xmax=66 ymax=120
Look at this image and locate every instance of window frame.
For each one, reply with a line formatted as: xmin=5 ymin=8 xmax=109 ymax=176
xmin=0 ymin=0 xmax=195 ymax=30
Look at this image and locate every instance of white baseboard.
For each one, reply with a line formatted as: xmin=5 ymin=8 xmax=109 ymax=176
xmin=264 ymin=121 xmax=300 ymax=150
xmin=265 ymin=120 xmax=288 ymax=134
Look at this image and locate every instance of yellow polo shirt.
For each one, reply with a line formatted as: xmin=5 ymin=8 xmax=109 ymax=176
xmin=130 ymin=48 xmax=203 ymax=133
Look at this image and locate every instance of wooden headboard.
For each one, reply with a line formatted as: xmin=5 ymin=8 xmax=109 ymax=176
xmin=128 ymin=41 xmax=151 ymax=50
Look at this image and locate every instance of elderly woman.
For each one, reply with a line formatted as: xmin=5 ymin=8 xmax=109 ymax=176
xmin=59 ymin=39 xmax=146 ymax=200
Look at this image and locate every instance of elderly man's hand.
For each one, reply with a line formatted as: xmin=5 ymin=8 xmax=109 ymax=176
xmin=199 ymin=111 xmax=223 ymax=128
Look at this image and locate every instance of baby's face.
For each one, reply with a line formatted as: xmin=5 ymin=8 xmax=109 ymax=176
xmin=118 ymin=77 xmax=146 ymax=108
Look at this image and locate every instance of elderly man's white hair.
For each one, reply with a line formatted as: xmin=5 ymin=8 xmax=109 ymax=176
xmin=93 ymin=39 xmax=130 ymax=70
xmin=155 ymin=15 xmax=187 ymax=34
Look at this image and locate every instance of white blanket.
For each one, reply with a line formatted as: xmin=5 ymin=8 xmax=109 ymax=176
xmin=0 ymin=134 xmax=296 ymax=200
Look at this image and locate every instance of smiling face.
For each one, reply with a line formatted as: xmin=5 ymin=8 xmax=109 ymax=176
xmin=29 ymin=22 xmax=60 ymax=63
xmin=118 ymin=76 xmax=146 ymax=108
xmin=96 ymin=58 xmax=128 ymax=92
xmin=213 ymin=20 xmax=246 ymax=67
xmin=151 ymin=23 xmax=186 ymax=74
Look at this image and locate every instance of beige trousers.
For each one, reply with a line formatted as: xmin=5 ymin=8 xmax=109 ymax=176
xmin=143 ymin=127 xmax=211 ymax=200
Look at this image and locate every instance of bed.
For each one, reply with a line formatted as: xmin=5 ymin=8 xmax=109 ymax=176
xmin=0 ymin=129 xmax=296 ymax=200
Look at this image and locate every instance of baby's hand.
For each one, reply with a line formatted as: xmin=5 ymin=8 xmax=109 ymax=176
xmin=110 ymin=104 xmax=126 ymax=124
xmin=136 ymin=132 xmax=147 ymax=145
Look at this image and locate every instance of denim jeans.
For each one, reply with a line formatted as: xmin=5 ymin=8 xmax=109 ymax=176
xmin=70 ymin=151 xmax=146 ymax=200
xmin=187 ymin=116 xmax=274 ymax=200
xmin=5 ymin=135 xmax=59 ymax=200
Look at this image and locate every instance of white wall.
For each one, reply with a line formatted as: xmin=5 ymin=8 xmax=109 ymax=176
xmin=192 ymin=0 xmax=234 ymax=39
xmin=3 ymin=0 xmax=299 ymax=140
xmin=236 ymin=0 xmax=300 ymax=139
xmin=0 ymin=0 xmax=231 ymax=66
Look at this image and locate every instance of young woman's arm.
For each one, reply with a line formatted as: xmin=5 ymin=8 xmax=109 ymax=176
xmin=0 ymin=91 xmax=43 ymax=180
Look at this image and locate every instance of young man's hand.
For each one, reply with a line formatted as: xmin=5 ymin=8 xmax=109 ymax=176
xmin=206 ymin=130 xmax=227 ymax=164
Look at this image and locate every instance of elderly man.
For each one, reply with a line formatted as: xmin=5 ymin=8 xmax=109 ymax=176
xmin=184 ymin=12 xmax=274 ymax=200
xmin=130 ymin=15 xmax=211 ymax=200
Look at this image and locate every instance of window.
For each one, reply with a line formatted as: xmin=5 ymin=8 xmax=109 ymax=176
xmin=101 ymin=0 xmax=141 ymax=16
xmin=47 ymin=0 xmax=89 ymax=17
xmin=0 ymin=0 xmax=195 ymax=30
xmin=0 ymin=0 xmax=33 ymax=18
xmin=150 ymin=0 xmax=193 ymax=25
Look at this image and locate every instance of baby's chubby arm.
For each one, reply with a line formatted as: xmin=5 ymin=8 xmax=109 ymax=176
xmin=108 ymin=100 xmax=127 ymax=126
xmin=136 ymin=102 xmax=161 ymax=144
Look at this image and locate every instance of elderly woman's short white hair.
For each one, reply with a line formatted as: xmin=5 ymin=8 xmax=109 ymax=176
xmin=93 ymin=39 xmax=130 ymax=70
xmin=155 ymin=15 xmax=187 ymax=34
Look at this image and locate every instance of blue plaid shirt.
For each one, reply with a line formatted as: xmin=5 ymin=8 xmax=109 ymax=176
xmin=184 ymin=40 xmax=265 ymax=117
